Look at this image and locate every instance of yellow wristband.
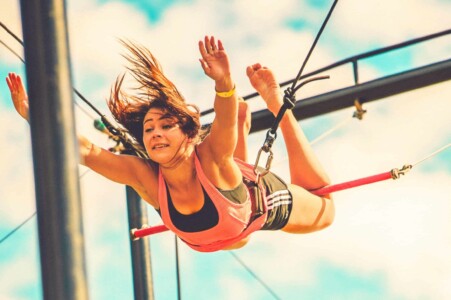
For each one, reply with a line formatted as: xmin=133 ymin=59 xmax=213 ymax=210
xmin=215 ymin=85 xmax=236 ymax=98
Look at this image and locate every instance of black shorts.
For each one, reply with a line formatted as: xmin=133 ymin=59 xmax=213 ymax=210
xmin=258 ymin=170 xmax=293 ymax=231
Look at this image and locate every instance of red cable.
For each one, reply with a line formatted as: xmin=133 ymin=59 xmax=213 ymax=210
xmin=132 ymin=170 xmax=394 ymax=239
xmin=133 ymin=224 xmax=169 ymax=238
xmin=309 ymin=171 xmax=393 ymax=195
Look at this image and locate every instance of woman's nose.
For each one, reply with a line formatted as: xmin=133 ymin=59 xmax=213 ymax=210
xmin=151 ymin=129 xmax=162 ymax=138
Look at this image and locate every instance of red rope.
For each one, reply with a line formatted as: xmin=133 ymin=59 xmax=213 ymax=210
xmin=309 ymin=171 xmax=393 ymax=195
xmin=133 ymin=224 xmax=169 ymax=239
xmin=132 ymin=170 xmax=394 ymax=239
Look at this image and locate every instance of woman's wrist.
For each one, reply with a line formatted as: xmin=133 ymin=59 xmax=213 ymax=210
xmin=214 ymin=77 xmax=234 ymax=93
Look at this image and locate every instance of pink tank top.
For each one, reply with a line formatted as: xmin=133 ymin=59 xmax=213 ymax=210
xmin=158 ymin=153 xmax=268 ymax=252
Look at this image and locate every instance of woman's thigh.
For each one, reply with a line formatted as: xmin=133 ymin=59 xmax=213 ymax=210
xmin=282 ymin=184 xmax=334 ymax=234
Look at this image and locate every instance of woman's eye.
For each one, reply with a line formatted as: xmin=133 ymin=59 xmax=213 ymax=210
xmin=145 ymin=128 xmax=154 ymax=133
xmin=163 ymin=124 xmax=174 ymax=130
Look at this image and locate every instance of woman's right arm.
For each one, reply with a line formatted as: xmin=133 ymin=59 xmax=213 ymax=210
xmin=6 ymin=73 xmax=158 ymax=206
xmin=79 ymin=135 xmax=153 ymax=188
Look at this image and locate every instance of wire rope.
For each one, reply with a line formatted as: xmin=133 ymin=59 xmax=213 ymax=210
xmin=310 ymin=116 xmax=353 ymax=146
xmin=229 ymin=251 xmax=281 ymax=300
xmin=412 ymin=143 xmax=450 ymax=167
xmin=0 ymin=212 xmax=36 ymax=244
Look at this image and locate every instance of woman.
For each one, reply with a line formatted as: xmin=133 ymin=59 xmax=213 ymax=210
xmin=6 ymin=36 xmax=334 ymax=252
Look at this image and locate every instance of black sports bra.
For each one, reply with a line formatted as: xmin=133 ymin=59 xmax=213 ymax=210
xmin=165 ymin=182 xmax=248 ymax=232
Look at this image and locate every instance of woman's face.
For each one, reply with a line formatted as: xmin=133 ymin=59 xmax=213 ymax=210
xmin=142 ymin=108 xmax=189 ymax=165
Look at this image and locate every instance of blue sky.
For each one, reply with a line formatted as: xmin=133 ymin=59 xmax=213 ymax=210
xmin=0 ymin=0 xmax=450 ymax=299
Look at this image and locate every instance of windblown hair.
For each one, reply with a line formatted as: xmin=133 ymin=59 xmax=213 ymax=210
xmin=108 ymin=40 xmax=204 ymax=152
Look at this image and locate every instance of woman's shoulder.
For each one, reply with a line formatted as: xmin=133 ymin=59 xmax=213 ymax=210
xmin=131 ymin=157 xmax=160 ymax=207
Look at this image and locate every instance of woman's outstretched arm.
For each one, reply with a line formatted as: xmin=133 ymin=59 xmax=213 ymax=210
xmin=198 ymin=36 xmax=238 ymax=161
xmin=5 ymin=73 xmax=158 ymax=207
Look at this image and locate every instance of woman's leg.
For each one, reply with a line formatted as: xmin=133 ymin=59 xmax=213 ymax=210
xmin=282 ymin=184 xmax=334 ymax=233
xmin=246 ymin=64 xmax=330 ymax=190
xmin=234 ymin=97 xmax=251 ymax=162
xmin=246 ymin=64 xmax=334 ymax=233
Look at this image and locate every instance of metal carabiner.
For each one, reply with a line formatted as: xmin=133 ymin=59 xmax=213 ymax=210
xmin=253 ymin=147 xmax=274 ymax=183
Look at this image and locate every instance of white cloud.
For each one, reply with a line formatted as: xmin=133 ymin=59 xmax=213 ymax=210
xmin=332 ymin=0 xmax=451 ymax=45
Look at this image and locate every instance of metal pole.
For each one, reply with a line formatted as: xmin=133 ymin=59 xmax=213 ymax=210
xmin=126 ymin=186 xmax=155 ymax=300
xmin=19 ymin=0 xmax=88 ymax=299
xmin=250 ymin=58 xmax=451 ymax=133
xmin=175 ymin=237 xmax=182 ymax=300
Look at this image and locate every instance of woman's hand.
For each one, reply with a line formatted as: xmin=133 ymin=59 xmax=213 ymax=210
xmin=198 ymin=36 xmax=233 ymax=89
xmin=6 ymin=73 xmax=29 ymax=121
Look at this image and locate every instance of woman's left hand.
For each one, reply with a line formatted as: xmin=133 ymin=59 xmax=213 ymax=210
xmin=198 ymin=36 xmax=231 ymax=82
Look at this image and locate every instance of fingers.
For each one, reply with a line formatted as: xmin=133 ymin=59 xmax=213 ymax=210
xmin=199 ymin=35 xmax=222 ymax=57
xmin=6 ymin=72 xmax=23 ymax=92
xmin=210 ymin=36 xmax=216 ymax=51
xmin=7 ymin=73 xmax=17 ymax=92
xmin=218 ymin=39 xmax=224 ymax=51
xmin=17 ymin=75 xmax=25 ymax=92
xmin=198 ymin=40 xmax=208 ymax=58
xmin=6 ymin=75 xmax=13 ymax=91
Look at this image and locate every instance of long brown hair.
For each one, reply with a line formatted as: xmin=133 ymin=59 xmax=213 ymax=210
xmin=108 ymin=40 xmax=204 ymax=153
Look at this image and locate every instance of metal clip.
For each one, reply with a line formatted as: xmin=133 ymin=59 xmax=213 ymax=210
xmin=253 ymin=147 xmax=274 ymax=183
xmin=353 ymin=99 xmax=367 ymax=120
xmin=391 ymin=164 xmax=412 ymax=179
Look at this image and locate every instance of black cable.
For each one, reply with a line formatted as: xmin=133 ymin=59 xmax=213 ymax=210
xmin=0 ymin=166 xmax=93 ymax=246
xmin=229 ymin=251 xmax=281 ymax=300
xmin=0 ymin=36 xmax=99 ymax=120
xmin=258 ymin=0 xmax=338 ymax=154
xmin=0 ymin=212 xmax=36 ymax=245
xmin=290 ymin=0 xmax=338 ymax=90
xmin=0 ymin=22 xmax=105 ymax=119
xmin=0 ymin=22 xmax=23 ymax=45
xmin=0 ymin=39 xmax=24 ymax=62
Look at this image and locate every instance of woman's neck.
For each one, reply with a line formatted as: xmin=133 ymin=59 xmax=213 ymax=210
xmin=160 ymin=146 xmax=197 ymax=189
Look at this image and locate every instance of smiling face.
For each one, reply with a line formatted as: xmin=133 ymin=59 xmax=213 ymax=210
xmin=142 ymin=108 xmax=190 ymax=165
